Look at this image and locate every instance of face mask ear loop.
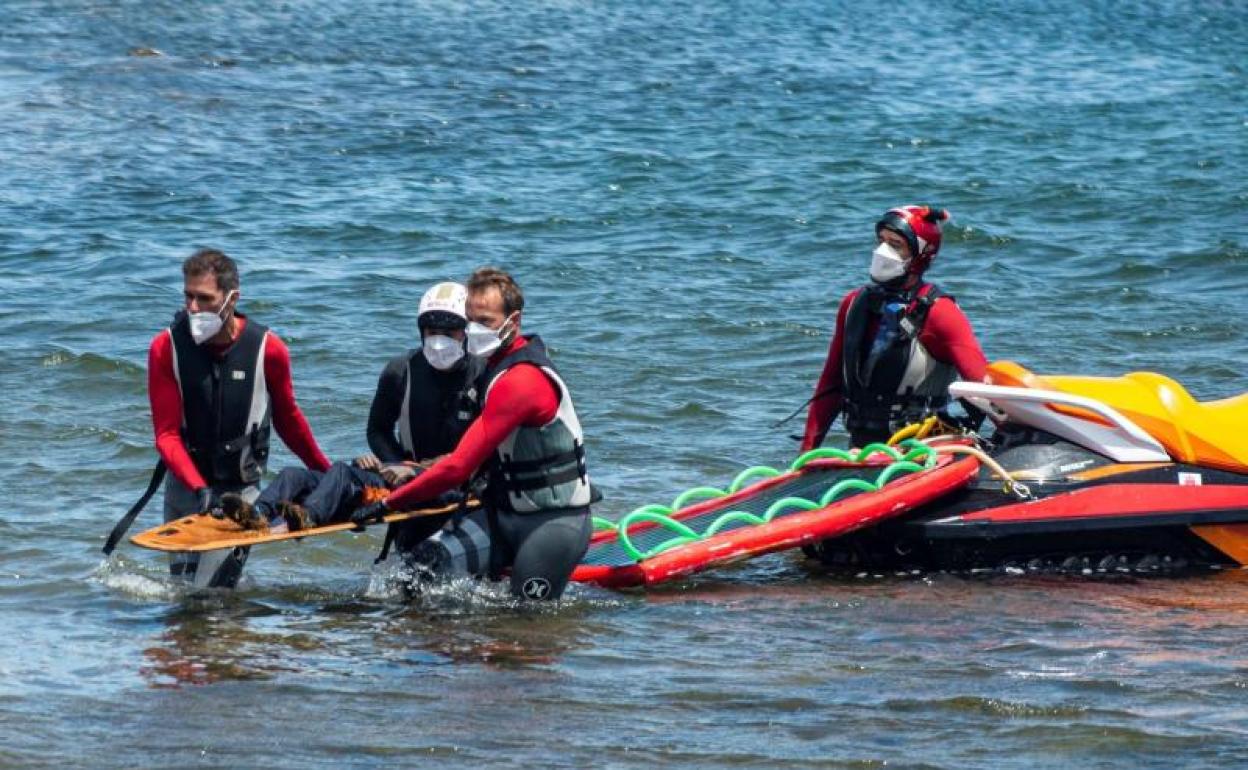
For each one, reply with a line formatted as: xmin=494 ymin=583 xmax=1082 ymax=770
xmin=499 ymin=312 xmax=518 ymax=348
xmin=219 ymin=289 xmax=239 ymax=320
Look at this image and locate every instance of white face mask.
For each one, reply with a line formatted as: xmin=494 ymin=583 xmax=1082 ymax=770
xmin=423 ymin=334 xmax=465 ymax=371
xmin=188 ymin=291 xmax=237 ymax=344
xmin=465 ymin=314 xmax=515 ymax=358
xmin=869 ymin=242 xmax=908 ymax=284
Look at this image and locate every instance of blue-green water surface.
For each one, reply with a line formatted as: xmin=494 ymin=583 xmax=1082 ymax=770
xmin=1 ymin=1 xmax=1246 ymax=767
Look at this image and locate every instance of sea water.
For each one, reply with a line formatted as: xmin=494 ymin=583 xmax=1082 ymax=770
xmin=1 ymin=1 xmax=1246 ymax=767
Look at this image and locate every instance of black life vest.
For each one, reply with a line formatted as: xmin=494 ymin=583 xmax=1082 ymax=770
xmin=398 ymin=350 xmax=484 ymax=462
xmin=840 ymin=283 xmax=959 ymax=441
xmin=482 ymin=336 xmax=591 ymax=514
xmin=168 ymin=311 xmax=271 ymax=488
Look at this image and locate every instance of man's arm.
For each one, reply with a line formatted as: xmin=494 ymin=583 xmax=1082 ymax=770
xmin=147 ymin=331 xmax=208 ymax=491
xmin=800 ymin=291 xmax=855 ymax=451
xmin=365 ymin=356 xmax=409 ymax=463
xmin=264 ymin=333 xmax=332 ymax=472
xmin=384 ymin=364 xmax=558 ymax=510
xmin=921 ymin=299 xmax=988 ymax=382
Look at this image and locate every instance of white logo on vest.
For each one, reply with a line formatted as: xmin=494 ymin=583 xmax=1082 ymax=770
xmin=521 ymin=577 xmax=552 ymax=599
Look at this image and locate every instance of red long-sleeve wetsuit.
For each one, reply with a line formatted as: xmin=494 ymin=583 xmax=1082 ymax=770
xmin=385 ymin=335 xmax=558 ymax=511
xmin=800 ymin=286 xmax=988 ymax=451
xmin=147 ymin=315 xmax=331 ymax=491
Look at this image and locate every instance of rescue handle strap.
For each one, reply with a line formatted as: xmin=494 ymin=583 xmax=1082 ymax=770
xmin=102 ymin=460 xmax=167 ymax=555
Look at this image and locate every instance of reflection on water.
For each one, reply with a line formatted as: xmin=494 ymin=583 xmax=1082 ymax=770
xmin=140 ymin=602 xmax=314 ymax=688
xmin=412 ymin=614 xmax=588 ymax=668
xmin=137 ymin=574 xmax=609 ymax=688
xmin=66 ymin=536 xmax=1248 ymax=768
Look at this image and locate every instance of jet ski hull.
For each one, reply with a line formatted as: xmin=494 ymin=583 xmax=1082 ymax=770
xmin=805 ymin=429 xmax=1248 ymax=574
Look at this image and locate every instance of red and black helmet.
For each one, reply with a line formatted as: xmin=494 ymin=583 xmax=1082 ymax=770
xmin=875 ymin=205 xmax=950 ymax=275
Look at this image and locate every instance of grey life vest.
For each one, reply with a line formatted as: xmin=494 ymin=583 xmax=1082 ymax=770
xmin=483 ymin=336 xmax=591 ymax=513
xmin=168 ymin=311 xmax=271 ymax=488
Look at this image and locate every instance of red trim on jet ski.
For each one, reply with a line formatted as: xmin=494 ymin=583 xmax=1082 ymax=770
xmin=922 ymin=508 xmax=1248 ymax=540
xmin=948 ymin=485 xmax=1248 ymax=524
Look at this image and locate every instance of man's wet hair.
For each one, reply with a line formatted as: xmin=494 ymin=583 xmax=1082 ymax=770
xmin=183 ymin=248 xmax=240 ymax=293
xmin=466 ymin=267 xmax=524 ymax=316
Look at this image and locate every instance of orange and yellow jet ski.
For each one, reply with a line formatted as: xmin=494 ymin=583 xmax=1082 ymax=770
xmin=804 ymin=362 xmax=1248 ymax=574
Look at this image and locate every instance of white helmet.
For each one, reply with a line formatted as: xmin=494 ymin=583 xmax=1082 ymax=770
xmin=418 ymin=281 xmax=469 ymax=330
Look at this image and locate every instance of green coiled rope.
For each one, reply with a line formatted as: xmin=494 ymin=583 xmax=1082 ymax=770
xmin=593 ymin=440 xmax=938 ymax=562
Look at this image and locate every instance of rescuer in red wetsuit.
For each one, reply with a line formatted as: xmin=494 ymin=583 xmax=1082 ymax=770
xmin=353 ymin=267 xmax=593 ymax=601
xmin=147 ymin=248 xmax=330 ymax=588
xmin=801 ymin=206 xmax=989 ymax=450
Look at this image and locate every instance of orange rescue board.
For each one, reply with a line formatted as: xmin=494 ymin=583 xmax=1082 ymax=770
xmin=130 ymin=500 xmax=471 ymax=552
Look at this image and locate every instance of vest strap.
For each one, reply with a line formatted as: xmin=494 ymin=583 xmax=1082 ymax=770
xmin=899 ymin=286 xmax=946 ymax=340
xmin=497 ymin=443 xmax=587 ymax=491
xmin=498 ymin=443 xmax=585 ymax=474
xmin=218 ymin=427 xmax=257 ymax=454
xmin=374 ymin=524 xmax=397 ymax=564
xmin=503 ymin=462 xmax=586 ymax=493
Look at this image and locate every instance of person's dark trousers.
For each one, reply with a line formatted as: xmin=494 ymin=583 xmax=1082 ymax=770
xmin=253 ymin=468 xmax=324 ymax=521
xmin=301 ymin=462 xmax=386 ymax=525
xmin=254 ymin=463 xmax=386 ymax=526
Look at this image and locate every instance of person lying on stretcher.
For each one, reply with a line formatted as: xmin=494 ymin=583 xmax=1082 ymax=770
xmin=219 ymin=454 xmax=458 ymax=532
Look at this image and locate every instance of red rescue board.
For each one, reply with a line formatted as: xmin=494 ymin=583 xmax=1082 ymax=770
xmin=573 ymin=454 xmax=979 ymax=588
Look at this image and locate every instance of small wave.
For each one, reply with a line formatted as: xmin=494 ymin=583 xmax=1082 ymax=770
xmin=668 ymin=400 xmax=730 ymax=419
xmin=1006 ymin=667 xmax=1082 ymax=681
xmin=279 ymin=221 xmax=432 ymax=245
xmin=949 ymin=224 xmax=1015 ymax=248
xmin=1114 ymin=322 xmax=1236 ymax=342
xmin=91 ymin=556 xmax=182 ymax=601
xmin=1170 ymin=242 xmax=1248 ymax=269
xmin=39 ymin=347 xmax=143 ymax=376
xmin=886 ymin=695 xmax=1092 ymax=719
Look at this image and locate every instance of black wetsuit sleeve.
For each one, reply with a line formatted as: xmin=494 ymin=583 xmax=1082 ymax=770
xmin=366 ymin=356 xmax=409 ymax=463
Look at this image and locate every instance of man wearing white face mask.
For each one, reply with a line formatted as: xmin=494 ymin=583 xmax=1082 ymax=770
xmin=356 ymin=267 xmax=594 ymax=601
xmin=362 ymin=281 xmax=483 ymax=471
xmin=217 ymin=281 xmax=485 ymax=540
xmin=800 ymin=205 xmax=989 ymax=450
xmin=146 ymin=249 xmax=331 ymax=588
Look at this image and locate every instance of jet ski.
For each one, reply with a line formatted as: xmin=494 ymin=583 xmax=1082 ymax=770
xmin=805 ymin=362 xmax=1248 ymax=575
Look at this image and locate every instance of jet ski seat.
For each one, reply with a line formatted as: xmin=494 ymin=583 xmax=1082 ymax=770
xmin=986 ymin=362 xmax=1248 ymax=475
